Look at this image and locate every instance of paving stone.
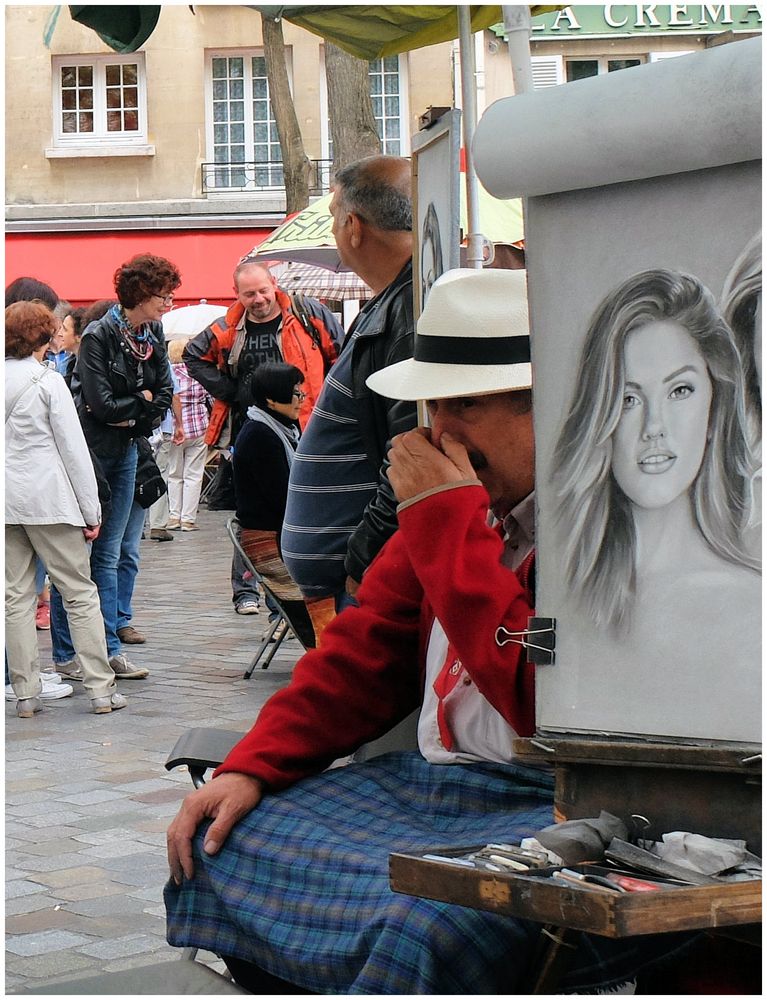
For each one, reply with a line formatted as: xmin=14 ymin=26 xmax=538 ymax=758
xmin=53 ymin=882 xmax=129 ymax=902
xmin=27 ymin=865 xmax=110 ymax=889
xmin=59 ymin=788 xmax=128 ymax=806
xmin=16 ymin=853 xmax=90 ymax=874
xmin=75 ymin=840 xmax=158 ymax=861
xmin=5 ymin=894 xmax=66 ymax=917
xmin=62 ymin=894 xmax=155 ymax=918
xmin=13 ymin=838 xmax=84 ymax=857
xmin=78 ymin=933 xmax=165 ymax=960
xmin=6 ymin=928 xmax=92 ymax=956
xmin=5 ymin=879 xmax=50 ymax=900
xmin=19 ymin=810 xmax=86 ymax=828
xmin=5 ymin=948 xmax=96 ymax=980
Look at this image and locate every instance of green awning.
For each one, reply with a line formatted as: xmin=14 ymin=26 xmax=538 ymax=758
xmin=69 ymin=5 xmax=563 ymax=56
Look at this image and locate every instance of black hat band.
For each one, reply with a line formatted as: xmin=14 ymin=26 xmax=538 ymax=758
xmin=413 ymin=333 xmax=530 ymax=366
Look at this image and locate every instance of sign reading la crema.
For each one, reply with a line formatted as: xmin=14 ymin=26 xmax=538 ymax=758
xmin=530 ymin=5 xmax=762 ymax=35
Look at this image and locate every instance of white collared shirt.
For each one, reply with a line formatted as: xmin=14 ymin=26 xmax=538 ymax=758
xmin=418 ymin=493 xmax=535 ymax=765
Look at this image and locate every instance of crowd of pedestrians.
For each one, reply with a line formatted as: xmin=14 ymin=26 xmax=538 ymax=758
xmin=4 ymin=156 xmax=419 ymax=718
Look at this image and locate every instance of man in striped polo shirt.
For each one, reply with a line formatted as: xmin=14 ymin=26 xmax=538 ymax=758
xmin=281 ymin=155 xmax=417 ymax=638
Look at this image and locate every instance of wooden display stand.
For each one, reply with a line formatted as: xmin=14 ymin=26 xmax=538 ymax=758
xmin=389 ymin=735 xmax=761 ymax=992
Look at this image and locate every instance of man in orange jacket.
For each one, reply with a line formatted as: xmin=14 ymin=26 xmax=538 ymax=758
xmin=184 ymin=260 xmax=342 ymax=445
xmin=183 ymin=260 xmax=343 ymax=613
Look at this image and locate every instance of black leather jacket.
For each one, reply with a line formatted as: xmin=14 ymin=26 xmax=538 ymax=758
xmin=71 ymin=308 xmax=174 ymax=458
xmin=344 ymin=259 xmax=417 ymax=583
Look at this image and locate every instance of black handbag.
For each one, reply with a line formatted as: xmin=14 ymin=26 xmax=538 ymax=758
xmin=134 ymin=436 xmax=167 ymax=509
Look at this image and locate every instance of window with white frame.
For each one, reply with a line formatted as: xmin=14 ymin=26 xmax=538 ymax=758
xmin=206 ymin=51 xmax=284 ymax=191
xmin=368 ymin=55 xmax=408 ymax=156
xmin=50 ymin=53 xmax=150 ymax=154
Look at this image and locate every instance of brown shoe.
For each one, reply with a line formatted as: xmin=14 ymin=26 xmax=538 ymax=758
xmin=117 ymin=625 xmax=146 ymax=645
xmin=149 ymin=528 xmax=174 ymax=542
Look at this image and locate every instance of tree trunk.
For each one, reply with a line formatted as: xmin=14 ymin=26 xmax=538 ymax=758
xmin=325 ymin=41 xmax=381 ymax=174
xmin=261 ymin=15 xmax=310 ymax=214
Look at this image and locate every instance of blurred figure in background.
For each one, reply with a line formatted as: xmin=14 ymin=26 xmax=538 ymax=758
xmin=167 ymin=338 xmax=210 ymax=532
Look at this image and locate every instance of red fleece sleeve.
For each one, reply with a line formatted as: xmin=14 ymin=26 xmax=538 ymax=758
xmin=214 ymin=530 xmax=424 ymax=790
xmin=397 ymin=484 xmax=536 ymax=737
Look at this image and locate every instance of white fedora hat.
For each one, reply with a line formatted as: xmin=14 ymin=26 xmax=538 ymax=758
xmin=366 ymin=268 xmax=531 ymax=401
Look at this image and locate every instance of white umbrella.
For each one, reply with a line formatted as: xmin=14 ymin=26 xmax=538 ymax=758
xmin=162 ymin=303 xmax=227 ymax=341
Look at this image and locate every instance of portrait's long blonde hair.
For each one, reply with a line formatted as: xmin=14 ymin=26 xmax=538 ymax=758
xmin=551 ymin=268 xmax=759 ymax=633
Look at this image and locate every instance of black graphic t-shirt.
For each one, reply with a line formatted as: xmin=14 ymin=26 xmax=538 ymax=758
xmin=234 ymin=314 xmax=283 ymax=426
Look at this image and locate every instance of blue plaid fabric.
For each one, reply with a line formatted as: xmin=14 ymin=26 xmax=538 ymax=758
xmin=164 ymin=751 xmax=694 ymax=994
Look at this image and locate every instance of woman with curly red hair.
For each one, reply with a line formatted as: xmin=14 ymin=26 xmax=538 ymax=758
xmin=64 ymin=253 xmax=178 ymax=683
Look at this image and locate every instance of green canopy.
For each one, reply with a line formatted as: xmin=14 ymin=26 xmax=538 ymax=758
xmin=255 ymin=6 xmax=511 ymax=60
xmin=69 ymin=5 xmax=561 ymax=57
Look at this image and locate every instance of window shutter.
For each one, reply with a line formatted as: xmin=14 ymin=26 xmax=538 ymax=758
xmin=530 ymin=55 xmax=564 ymax=89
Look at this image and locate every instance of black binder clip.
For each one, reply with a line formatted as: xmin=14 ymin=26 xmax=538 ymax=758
xmin=495 ymin=617 xmax=556 ymax=665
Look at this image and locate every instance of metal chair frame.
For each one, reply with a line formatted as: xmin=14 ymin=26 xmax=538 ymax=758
xmin=225 ymin=516 xmax=308 ymax=678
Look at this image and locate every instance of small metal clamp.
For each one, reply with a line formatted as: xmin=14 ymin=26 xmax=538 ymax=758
xmin=495 ymin=617 xmax=556 ymax=665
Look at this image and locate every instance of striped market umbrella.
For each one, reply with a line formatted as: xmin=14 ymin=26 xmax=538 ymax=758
xmin=247 ymin=186 xmax=524 ymax=273
xmin=270 ymin=261 xmax=374 ymax=300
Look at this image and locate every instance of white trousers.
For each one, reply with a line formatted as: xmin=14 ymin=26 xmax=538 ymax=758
xmin=5 ymin=523 xmax=117 ymax=699
xmin=149 ymin=434 xmax=172 ymax=529
xmin=167 ymin=435 xmax=208 ymax=525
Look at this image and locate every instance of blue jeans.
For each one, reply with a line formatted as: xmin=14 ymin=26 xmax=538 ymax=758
xmin=35 ymin=557 xmax=47 ymax=595
xmin=231 ymin=549 xmax=261 ymax=608
xmin=50 ymin=584 xmax=74 ymax=663
xmin=117 ymin=501 xmax=146 ymax=631
xmin=51 ymin=444 xmax=138 ymax=662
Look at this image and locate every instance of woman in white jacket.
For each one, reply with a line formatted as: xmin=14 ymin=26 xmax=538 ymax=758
xmin=5 ymin=301 xmax=126 ymax=717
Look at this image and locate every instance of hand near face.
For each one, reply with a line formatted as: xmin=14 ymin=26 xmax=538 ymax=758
xmin=166 ymin=772 xmax=264 ymax=884
xmin=388 ymin=427 xmax=478 ymax=503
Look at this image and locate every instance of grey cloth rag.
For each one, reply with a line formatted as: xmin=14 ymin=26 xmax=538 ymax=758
xmin=534 ymin=811 xmax=629 ymax=864
xmin=654 ymin=832 xmax=748 ymax=876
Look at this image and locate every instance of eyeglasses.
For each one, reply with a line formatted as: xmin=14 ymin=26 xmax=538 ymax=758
xmin=153 ymin=294 xmax=175 ymax=306
xmin=293 ymin=389 xmax=307 ymax=401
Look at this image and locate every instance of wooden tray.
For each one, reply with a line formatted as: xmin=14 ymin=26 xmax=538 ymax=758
xmin=389 ymin=852 xmax=761 ymax=938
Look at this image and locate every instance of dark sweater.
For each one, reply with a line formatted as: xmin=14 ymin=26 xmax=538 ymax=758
xmin=232 ymin=412 xmax=298 ymax=532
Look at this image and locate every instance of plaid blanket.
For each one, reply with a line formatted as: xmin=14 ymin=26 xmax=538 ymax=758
xmin=164 ymin=751 xmax=693 ymax=994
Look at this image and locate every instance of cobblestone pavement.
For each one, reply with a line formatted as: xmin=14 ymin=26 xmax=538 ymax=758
xmin=5 ymin=507 xmax=302 ymax=993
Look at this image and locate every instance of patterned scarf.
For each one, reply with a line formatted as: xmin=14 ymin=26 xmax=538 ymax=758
xmin=111 ymin=304 xmax=154 ymax=362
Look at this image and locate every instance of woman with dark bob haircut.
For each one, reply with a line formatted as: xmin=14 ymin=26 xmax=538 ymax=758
xmin=5 ymin=276 xmax=59 ymax=310
xmin=5 ymin=301 xmax=126 ymax=716
xmin=552 ymin=267 xmax=759 ymax=636
xmin=66 ymin=253 xmax=178 ymax=683
xmin=232 ymin=361 xmax=316 ymax=648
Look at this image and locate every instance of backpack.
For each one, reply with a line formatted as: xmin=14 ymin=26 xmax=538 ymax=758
xmin=289 ymin=292 xmax=336 ymax=375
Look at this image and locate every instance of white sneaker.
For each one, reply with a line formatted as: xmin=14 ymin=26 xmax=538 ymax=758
xmin=41 ymin=669 xmax=63 ymax=683
xmin=41 ymin=677 xmax=74 ymax=700
xmin=5 ymin=678 xmax=73 ymax=701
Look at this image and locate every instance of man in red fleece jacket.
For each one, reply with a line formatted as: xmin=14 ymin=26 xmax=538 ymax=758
xmin=168 ymin=267 xmax=536 ymax=873
xmin=165 ymin=268 xmax=574 ymax=994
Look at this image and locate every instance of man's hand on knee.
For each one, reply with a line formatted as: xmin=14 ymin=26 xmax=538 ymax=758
xmin=167 ymin=772 xmax=264 ymax=884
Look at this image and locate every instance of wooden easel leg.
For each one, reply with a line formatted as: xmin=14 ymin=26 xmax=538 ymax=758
xmin=524 ymin=924 xmax=580 ymax=994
